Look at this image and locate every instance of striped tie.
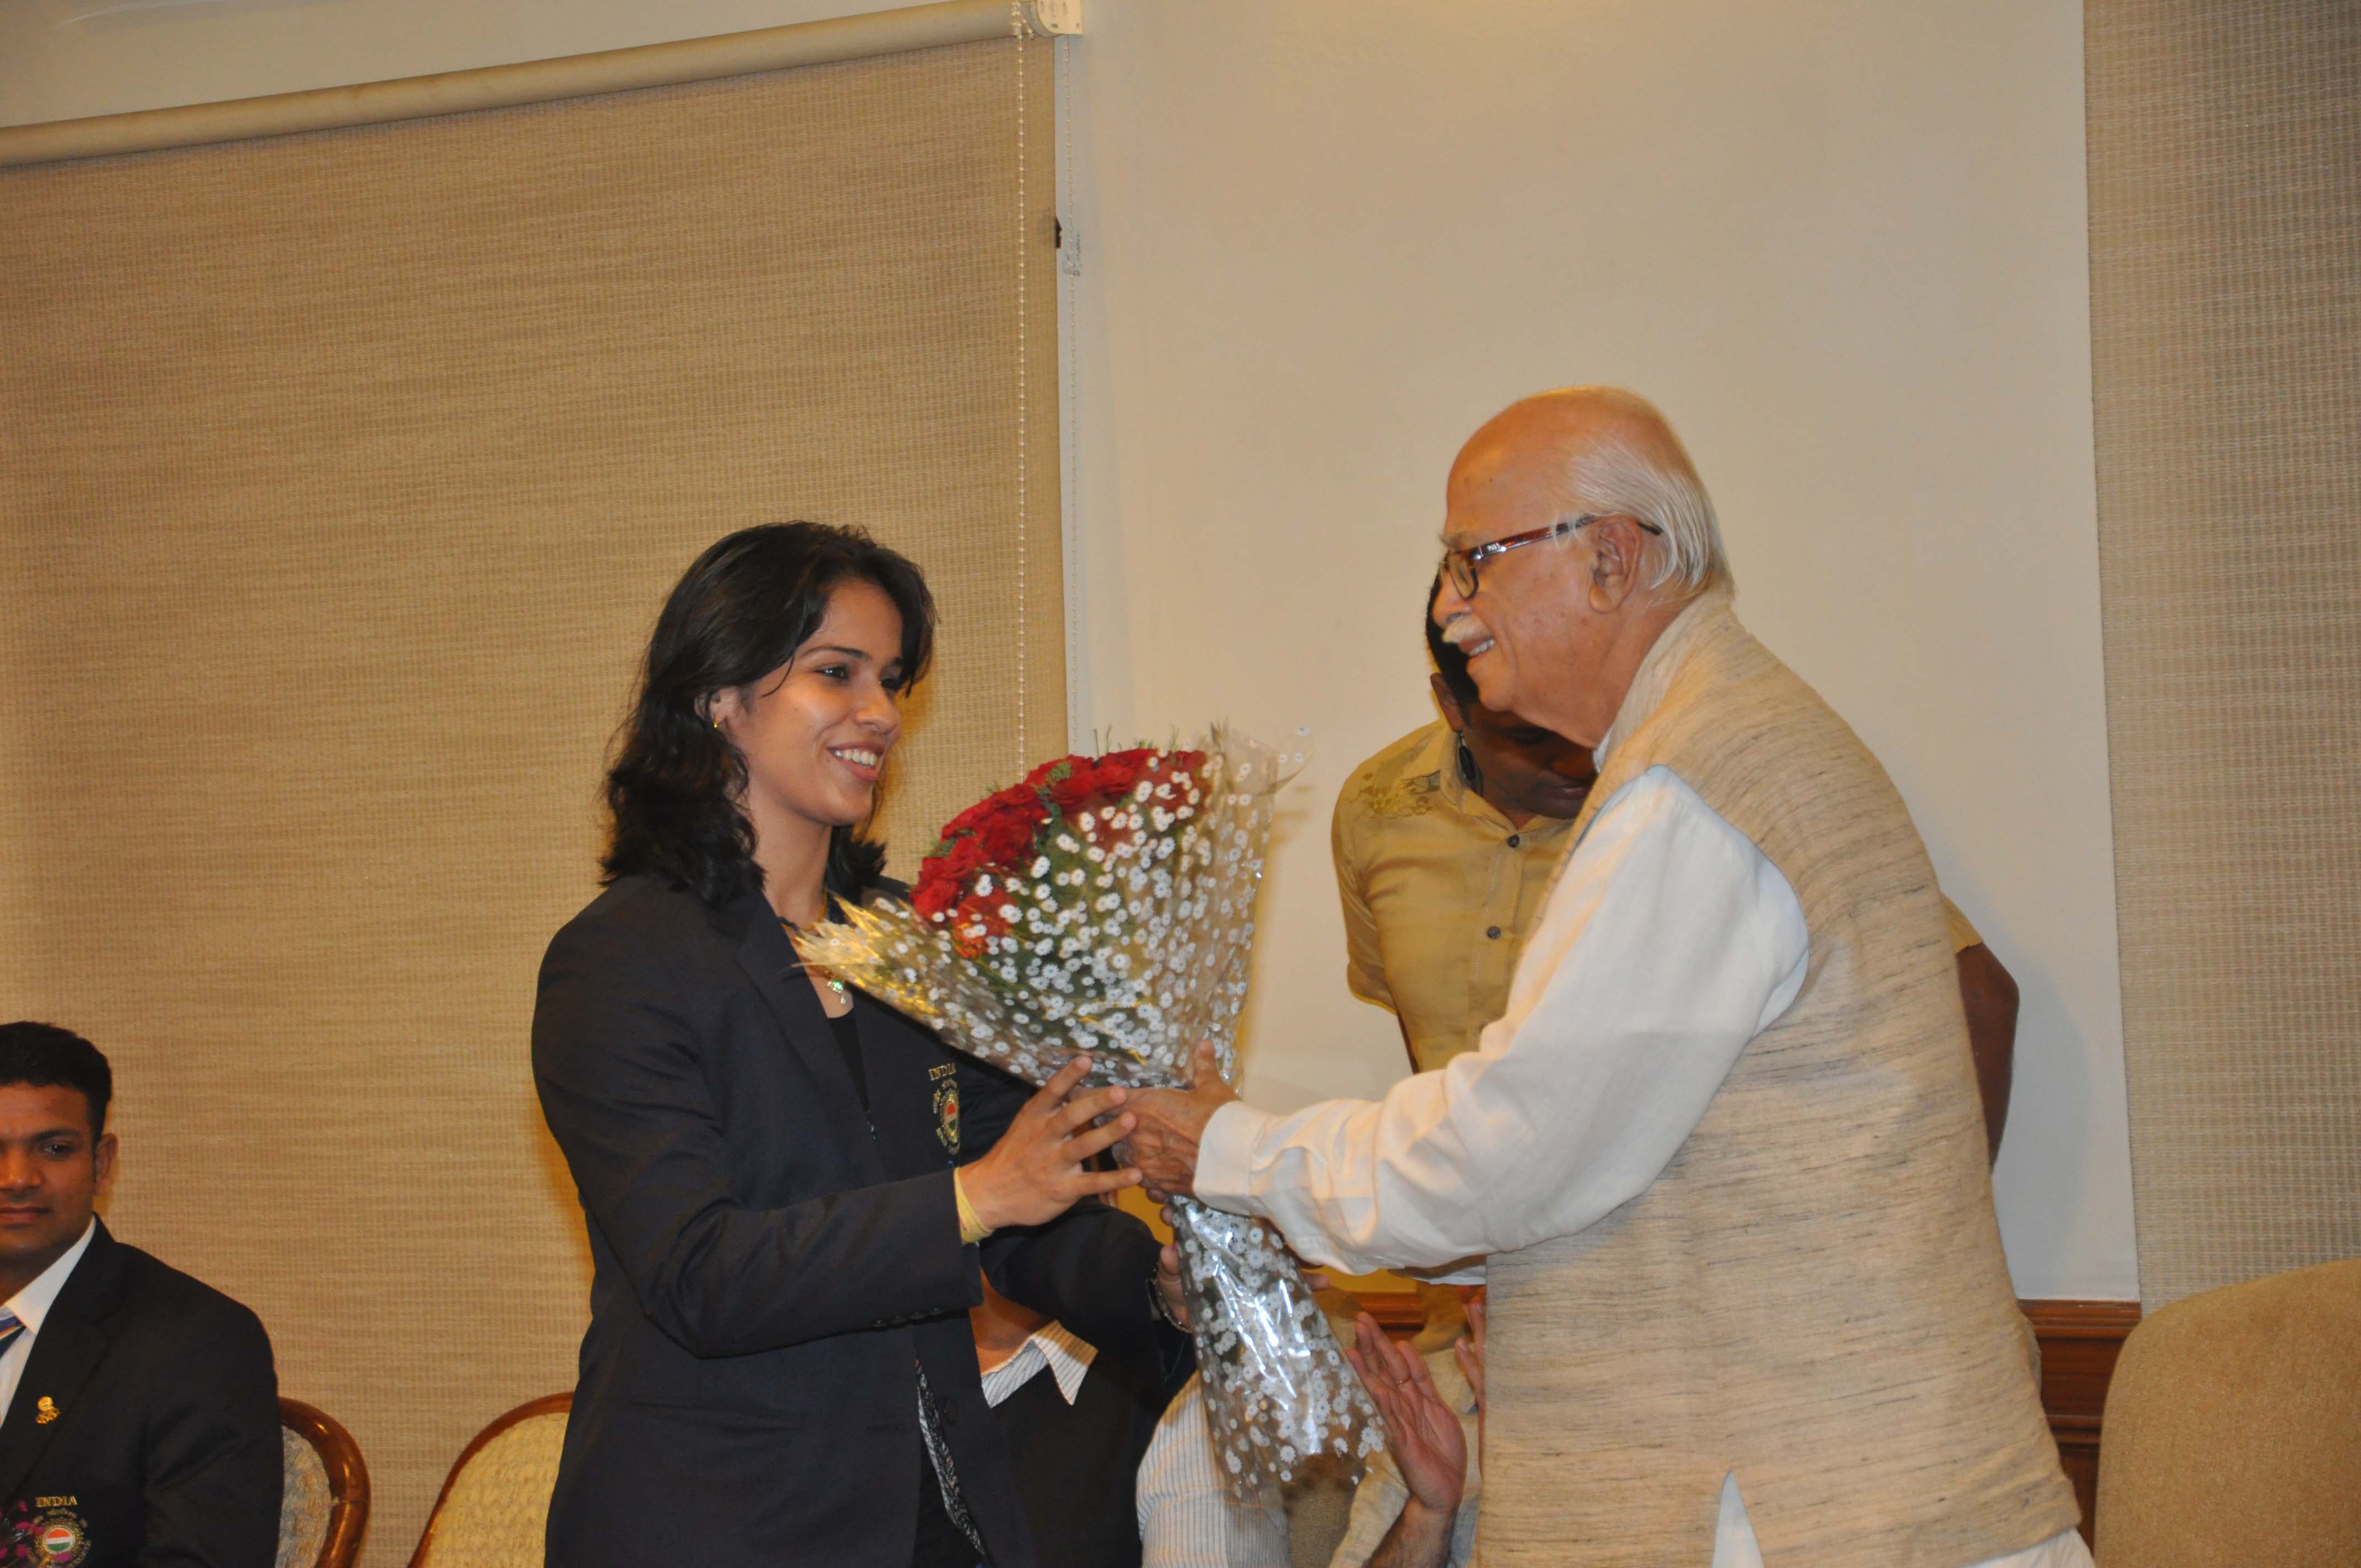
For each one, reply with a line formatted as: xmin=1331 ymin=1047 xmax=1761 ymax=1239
xmin=0 ymin=1310 xmax=21 ymax=1358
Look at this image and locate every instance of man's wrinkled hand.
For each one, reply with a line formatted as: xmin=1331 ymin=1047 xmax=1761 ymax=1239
xmin=1343 ymin=1311 xmax=1467 ymax=1516
xmin=1125 ymin=1041 xmax=1235 ymax=1199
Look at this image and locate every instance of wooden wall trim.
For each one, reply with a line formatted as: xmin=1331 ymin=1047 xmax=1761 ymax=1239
xmin=2024 ymin=1299 xmax=2141 ymax=1543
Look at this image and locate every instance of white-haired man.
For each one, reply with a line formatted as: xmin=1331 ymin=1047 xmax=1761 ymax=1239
xmin=1126 ymin=388 xmax=2083 ymax=1566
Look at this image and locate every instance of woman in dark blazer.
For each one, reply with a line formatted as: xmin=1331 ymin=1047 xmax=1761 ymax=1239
xmin=533 ymin=522 xmax=1177 ymax=1568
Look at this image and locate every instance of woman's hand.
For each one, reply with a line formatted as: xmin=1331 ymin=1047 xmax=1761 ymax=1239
xmin=961 ymin=1054 xmax=1143 ymax=1232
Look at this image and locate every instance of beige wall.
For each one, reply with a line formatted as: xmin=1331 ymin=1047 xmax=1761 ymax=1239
xmin=1060 ymin=0 xmax=2132 ymax=1302
xmin=2 ymin=0 xmax=2136 ymax=1355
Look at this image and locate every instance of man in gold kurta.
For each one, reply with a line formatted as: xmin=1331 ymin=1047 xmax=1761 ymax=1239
xmin=1333 ymin=578 xmax=1596 ymax=1077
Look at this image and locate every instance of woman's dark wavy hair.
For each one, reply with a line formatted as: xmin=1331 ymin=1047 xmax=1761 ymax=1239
xmin=602 ymin=521 xmax=935 ymax=907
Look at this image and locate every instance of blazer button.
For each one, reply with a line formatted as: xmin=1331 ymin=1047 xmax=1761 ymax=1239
xmin=1486 ymin=925 xmax=1502 ymax=939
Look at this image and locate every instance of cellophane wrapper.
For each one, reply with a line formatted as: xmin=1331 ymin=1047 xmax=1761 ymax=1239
xmin=796 ymin=730 xmax=1383 ymax=1499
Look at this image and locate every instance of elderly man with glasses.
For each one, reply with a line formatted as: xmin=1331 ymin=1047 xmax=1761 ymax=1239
xmin=1125 ymin=388 xmax=2083 ymax=1568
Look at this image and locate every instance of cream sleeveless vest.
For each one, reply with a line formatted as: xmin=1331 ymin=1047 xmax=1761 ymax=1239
xmin=1475 ymin=594 xmax=2076 ymax=1566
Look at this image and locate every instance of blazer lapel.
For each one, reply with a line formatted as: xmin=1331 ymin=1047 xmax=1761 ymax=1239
xmin=730 ymin=894 xmax=879 ymax=1168
xmin=0 ymin=1223 xmax=122 ymax=1499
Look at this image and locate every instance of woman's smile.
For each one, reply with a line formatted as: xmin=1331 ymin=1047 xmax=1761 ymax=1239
xmin=830 ymin=743 xmax=885 ymax=783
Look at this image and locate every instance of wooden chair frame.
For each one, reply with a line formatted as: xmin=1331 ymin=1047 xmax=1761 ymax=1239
xmin=279 ymin=1396 xmax=370 ymax=1568
xmin=406 ymin=1392 xmax=574 ymax=1568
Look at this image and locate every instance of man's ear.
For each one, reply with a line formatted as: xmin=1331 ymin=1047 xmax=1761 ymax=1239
xmin=1429 ymin=673 xmax=1468 ymax=733
xmin=92 ymin=1131 xmax=117 ymax=1194
xmin=1584 ymin=516 xmax=1651 ymax=611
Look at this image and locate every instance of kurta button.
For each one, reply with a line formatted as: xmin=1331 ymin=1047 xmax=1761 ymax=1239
xmin=1486 ymin=925 xmax=1502 ymax=939
xmin=1506 ymin=834 xmax=1521 ymax=847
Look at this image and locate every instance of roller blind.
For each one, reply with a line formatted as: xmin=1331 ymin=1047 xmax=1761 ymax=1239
xmin=2085 ymin=0 xmax=2360 ymax=1311
xmin=0 ymin=33 xmax=1059 ymax=1560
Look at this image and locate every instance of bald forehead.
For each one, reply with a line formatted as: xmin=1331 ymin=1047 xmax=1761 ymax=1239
xmin=1444 ymin=400 xmax=1591 ymax=521
xmin=1463 ymin=388 xmax=1675 ymax=467
xmin=1447 ymin=387 xmax=1681 ymax=525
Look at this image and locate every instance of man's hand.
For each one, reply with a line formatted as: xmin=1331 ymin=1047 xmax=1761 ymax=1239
xmin=1344 ymin=1311 xmax=1467 ymax=1516
xmin=1154 ymin=1241 xmax=1189 ymax=1330
xmin=1124 ymin=1041 xmax=1236 ymax=1199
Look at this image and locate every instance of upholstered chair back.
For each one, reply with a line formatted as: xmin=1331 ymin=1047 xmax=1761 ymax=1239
xmin=2096 ymin=1258 xmax=2361 ymax=1565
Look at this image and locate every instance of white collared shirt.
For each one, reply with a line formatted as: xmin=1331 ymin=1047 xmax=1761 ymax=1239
xmin=980 ymin=1326 xmax=1288 ymax=1566
xmin=977 ymin=1320 xmax=1098 ymax=1409
xmin=0 ymin=1219 xmax=96 ymax=1423
xmin=1135 ymin=1377 xmax=1289 ymax=1567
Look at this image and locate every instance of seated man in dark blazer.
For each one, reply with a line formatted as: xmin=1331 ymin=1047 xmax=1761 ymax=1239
xmin=0 ymin=1022 xmax=280 ymax=1567
xmin=971 ymin=1272 xmax=1194 ymax=1568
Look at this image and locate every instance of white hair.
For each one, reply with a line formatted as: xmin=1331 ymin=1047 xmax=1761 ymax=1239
xmin=1555 ymin=399 xmax=1732 ymax=598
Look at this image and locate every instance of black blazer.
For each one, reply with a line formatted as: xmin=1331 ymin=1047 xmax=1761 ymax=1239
xmin=532 ymin=873 xmax=1166 ymax=1568
xmin=0 ymin=1219 xmax=281 ymax=1568
xmin=994 ymin=1326 xmax=1194 ymax=1568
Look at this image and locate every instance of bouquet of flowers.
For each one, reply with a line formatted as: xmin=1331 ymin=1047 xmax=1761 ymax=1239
xmin=796 ymin=731 xmax=1383 ymax=1497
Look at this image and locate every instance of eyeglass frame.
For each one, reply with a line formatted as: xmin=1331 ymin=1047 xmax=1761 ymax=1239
xmin=1440 ymin=513 xmax=1664 ymax=598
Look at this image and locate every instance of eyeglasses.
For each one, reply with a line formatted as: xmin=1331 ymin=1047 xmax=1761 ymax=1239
xmin=1439 ymin=513 xmax=1663 ymax=598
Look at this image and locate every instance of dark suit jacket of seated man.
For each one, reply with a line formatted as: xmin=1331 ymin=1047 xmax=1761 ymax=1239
xmin=0 ymin=1022 xmax=281 ymax=1567
xmin=972 ymin=1273 xmax=1197 ymax=1568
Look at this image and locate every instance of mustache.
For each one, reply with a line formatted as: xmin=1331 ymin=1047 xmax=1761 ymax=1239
xmin=1438 ymin=613 xmax=1492 ymax=650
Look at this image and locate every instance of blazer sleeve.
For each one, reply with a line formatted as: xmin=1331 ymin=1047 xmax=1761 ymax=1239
xmin=534 ymin=913 xmax=981 ymax=1359
xmin=945 ymin=1034 xmax=1171 ymax=1366
xmin=138 ymin=1299 xmax=281 ymax=1568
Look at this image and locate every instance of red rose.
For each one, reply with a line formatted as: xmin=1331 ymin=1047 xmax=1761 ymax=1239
xmin=911 ymin=873 xmax=960 ymax=919
xmin=1047 ymin=747 xmax=1173 ymax=812
xmin=1097 ymin=748 xmax=1158 ymax=790
xmin=1047 ymin=765 xmax=1108 ymax=812
xmin=940 ymin=781 xmax=1042 ymax=839
xmin=976 ymin=806 xmax=1046 ymax=867
xmin=939 ymin=833 xmax=992 ymax=880
xmin=1025 ymin=755 xmax=1083 ymax=790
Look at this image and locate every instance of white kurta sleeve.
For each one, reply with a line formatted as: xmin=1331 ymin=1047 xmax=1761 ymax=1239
xmin=1196 ymin=766 xmax=1809 ymax=1275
